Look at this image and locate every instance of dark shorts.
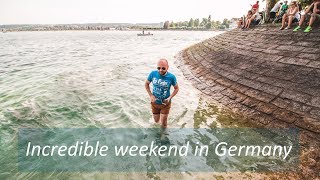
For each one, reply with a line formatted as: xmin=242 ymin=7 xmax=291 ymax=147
xmin=151 ymin=101 xmax=171 ymax=114
xmin=314 ymin=13 xmax=320 ymax=22
xmin=303 ymin=13 xmax=311 ymax=22
xmin=253 ymin=19 xmax=260 ymax=25
xmin=270 ymin=12 xmax=276 ymax=19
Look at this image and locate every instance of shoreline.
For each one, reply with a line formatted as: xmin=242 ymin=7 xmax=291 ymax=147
xmin=1 ymin=29 xmax=227 ymax=33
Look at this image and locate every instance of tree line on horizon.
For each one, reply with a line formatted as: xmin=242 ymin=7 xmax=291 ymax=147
xmin=163 ymin=15 xmax=232 ymax=30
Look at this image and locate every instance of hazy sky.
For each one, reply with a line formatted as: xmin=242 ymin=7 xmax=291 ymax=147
xmin=0 ymin=0 xmax=266 ymax=24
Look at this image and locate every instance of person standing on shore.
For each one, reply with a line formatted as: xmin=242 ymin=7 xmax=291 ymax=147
xmin=145 ymin=59 xmax=179 ymax=128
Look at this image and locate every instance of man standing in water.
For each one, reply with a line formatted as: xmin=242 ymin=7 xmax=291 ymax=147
xmin=145 ymin=59 xmax=179 ymax=128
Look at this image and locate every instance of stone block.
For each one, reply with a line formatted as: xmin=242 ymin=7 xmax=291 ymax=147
xmin=266 ymin=120 xmax=293 ymax=129
xmin=247 ymin=89 xmax=275 ymax=102
xmin=215 ymin=78 xmax=233 ymax=87
xmin=231 ymin=83 xmax=250 ymax=94
xmin=272 ymin=97 xmax=291 ymax=109
xmin=272 ymin=109 xmax=303 ymax=123
xmin=310 ymin=97 xmax=320 ymax=108
xmin=210 ymin=92 xmax=224 ymax=101
xmin=207 ymin=71 xmax=222 ymax=79
xmin=256 ymin=76 xmax=276 ymax=84
xmin=210 ymin=85 xmax=226 ymax=92
xmin=306 ymin=61 xmax=320 ymax=69
xmin=294 ymin=41 xmax=316 ymax=47
xmin=256 ymin=102 xmax=278 ymax=115
xmin=240 ymin=78 xmax=265 ymax=90
xmin=195 ymin=83 xmax=207 ymax=91
xmin=257 ymin=114 xmax=274 ymax=125
xmin=294 ymin=117 xmax=320 ymax=133
xmin=257 ymin=84 xmax=283 ymax=96
xmin=278 ymin=57 xmax=310 ymax=66
xmin=205 ymin=79 xmax=216 ymax=87
xmin=264 ymin=70 xmax=295 ymax=81
xmin=221 ymin=89 xmax=238 ymax=100
xmin=277 ymin=45 xmax=304 ymax=52
xmin=310 ymin=108 xmax=320 ymax=119
xmin=263 ymin=49 xmax=281 ymax=54
xmin=241 ymin=71 xmax=259 ymax=80
xmin=225 ymin=73 xmax=241 ymax=82
xmin=219 ymin=96 xmax=233 ymax=106
xmin=241 ymin=97 xmax=260 ymax=108
xmin=286 ymin=101 xmax=313 ymax=115
xmin=302 ymin=47 xmax=320 ymax=53
xmin=275 ymin=50 xmax=300 ymax=58
xmin=280 ymin=90 xmax=311 ymax=104
xmin=297 ymin=53 xmax=320 ymax=61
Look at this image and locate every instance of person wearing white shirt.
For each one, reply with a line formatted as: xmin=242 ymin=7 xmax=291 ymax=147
xmin=269 ymin=2 xmax=283 ymax=22
xmin=280 ymin=1 xmax=300 ymax=30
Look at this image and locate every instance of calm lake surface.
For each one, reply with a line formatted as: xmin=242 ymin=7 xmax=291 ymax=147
xmin=0 ymin=30 xmax=223 ymax=129
xmin=0 ymin=31 xmax=296 ymax=179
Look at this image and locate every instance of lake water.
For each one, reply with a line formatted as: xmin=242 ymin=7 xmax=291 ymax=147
xmin=0 ymin=31 xmax=298 ymax=179
xmin=0 ymin=30 xmax=223 ymax=130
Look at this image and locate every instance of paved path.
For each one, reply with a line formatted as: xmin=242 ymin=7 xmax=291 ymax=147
xmin=175 ymin=26 xmax=320 ymax=134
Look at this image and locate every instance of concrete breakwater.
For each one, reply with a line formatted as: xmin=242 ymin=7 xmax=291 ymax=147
xmin=175 ymin=26 xmax=320 ymax=177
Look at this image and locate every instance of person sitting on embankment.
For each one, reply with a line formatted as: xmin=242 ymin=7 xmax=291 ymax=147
xmin=243 ymin=8 xmax=261 ymax=29
xmin=268 ymin=1 xmax=283 ymax=23
xmin=273 ymin=0 xmax=289 ymax=23
xmin=241 ymin=10 xmax=253 ymax=29
xmin=280 ymin=1 xmax=300 ymax=30
xmin=237 ymin=18 xmax=244 ymax=28
xmin=293 ymin=0 xmax=320 ymax=32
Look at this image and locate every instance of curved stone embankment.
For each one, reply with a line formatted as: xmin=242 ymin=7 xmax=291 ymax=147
xmin=176 ymin=26 xmax=320 ymax=134
xmin=175 ymin=26 xmax=320 ymax=177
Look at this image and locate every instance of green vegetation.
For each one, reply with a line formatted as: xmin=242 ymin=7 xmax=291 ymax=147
xmin=164 ymin=15 xmax=232 ymax=30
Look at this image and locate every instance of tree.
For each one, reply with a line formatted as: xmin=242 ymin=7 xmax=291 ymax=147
xmin=182 ymin=21 xmax=188 ymax=27
xmin=169 ymin=21 xmax=175 ymax=28
xmin=219 ymin=25 xmax=226 ymax=29
xmin=266 ymin=0 xmax=276 ymax=22
xmin=222 ymin=18 xmax=230 ymax=28
xmin=188 ymin=18 xmax=194 ymax=28
xmin=205 ymin=22 xmax=212 ymax=29
xmin=200 ymin=18 xmax=208 ymax=28
xmin=206 ymin=15 xmax=212 ymax=29
xmin=299 ymin=0 xmax=312 ymax=7
xmin=214 ymin=21 xmax=221 ymax=28
xmin=194 ymin=18 xmax=200 ymax=28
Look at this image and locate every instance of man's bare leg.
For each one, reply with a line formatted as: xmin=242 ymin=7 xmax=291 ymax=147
xmin=299 ymin=15 xmax=305 ymax=26
xmin=281 ymin=14 xmax=288 ymax=29
xmin=309 ymin=13 xmax=317 ymax=26
xmin=153 ymin=114 xmax=160 ymax=123
xmin=160 ymin=114 xmax=169 ymax=128
xmin=287 ymin=16 xmax=293 ymax=28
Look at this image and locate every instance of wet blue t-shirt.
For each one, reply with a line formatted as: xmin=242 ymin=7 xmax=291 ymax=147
xmin=147 ymin=70 xmax=177 ymax=104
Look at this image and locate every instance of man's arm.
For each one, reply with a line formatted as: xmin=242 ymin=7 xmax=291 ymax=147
xmin=314 ymin=2 xmax=320 ymax=14
xmin=306 ymin=3 xmax=314 ymax=14
xmin=291 ymin=7 xmax=298 ymax=16
xmin=164 ymin=84 xmax=179 ymax=103
xmin=250 ymin=14 xmax=257 ymax=21
xmin=145 ymin=80 xmax=156 ymax=103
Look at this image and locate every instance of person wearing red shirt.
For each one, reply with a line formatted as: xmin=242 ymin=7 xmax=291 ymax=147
xmin=252 ymin=1 xmax=259 ymax=10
